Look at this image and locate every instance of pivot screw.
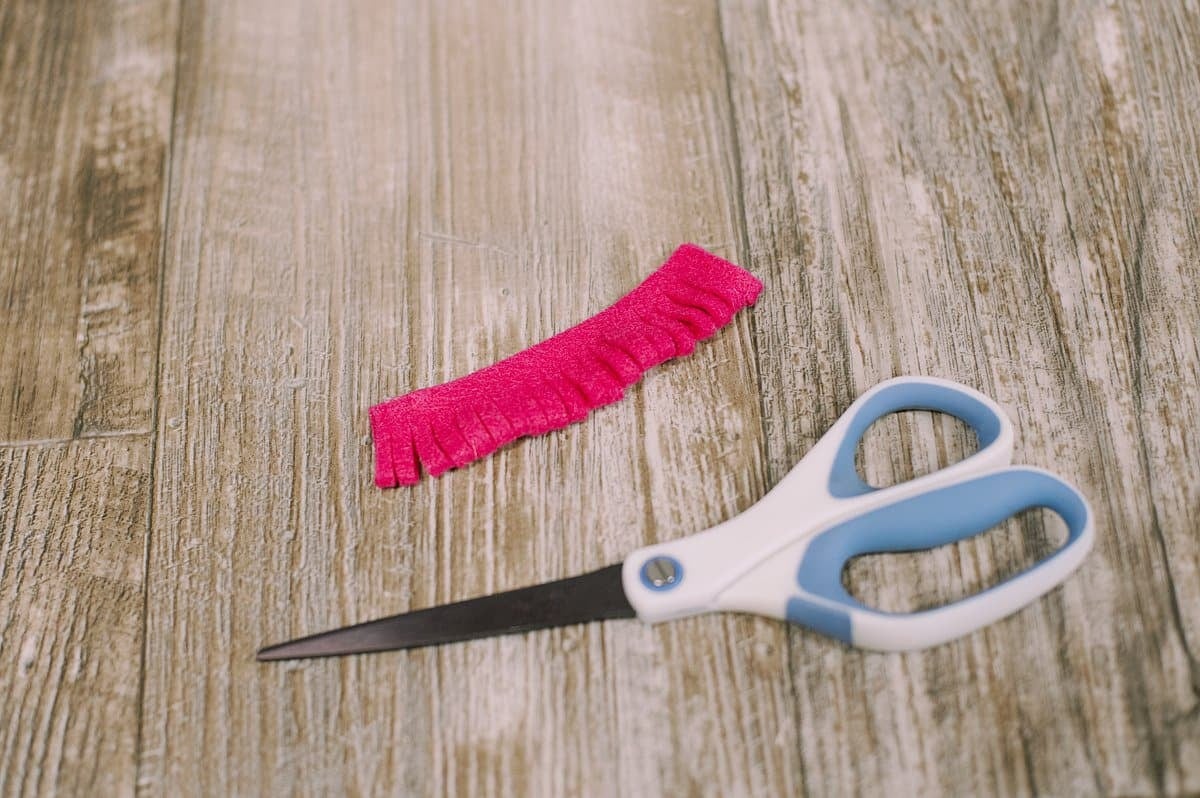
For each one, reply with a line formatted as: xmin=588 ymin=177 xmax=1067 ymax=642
xmin=641 ymin=556 xmax=682 ymax=590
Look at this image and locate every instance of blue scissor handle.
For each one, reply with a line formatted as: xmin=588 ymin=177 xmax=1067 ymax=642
xmin=826 ymin=377 xmax=1010 ymax=498
xmin=622 ymin=377 xmax=1091 ymax=651
xmin=790 ymin=467 xmax=1094 ymax=650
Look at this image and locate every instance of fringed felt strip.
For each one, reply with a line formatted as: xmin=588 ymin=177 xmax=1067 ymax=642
xmin=369 ymin=243 xmax=763 ymax=487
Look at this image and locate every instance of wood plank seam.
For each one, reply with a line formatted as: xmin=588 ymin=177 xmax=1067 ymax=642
xmin=0 ymin=429 xmax=153 ymax=449
xmin=132 ymin=2 xmax=187 ymax=793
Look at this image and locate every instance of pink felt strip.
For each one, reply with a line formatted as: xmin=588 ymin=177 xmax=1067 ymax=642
xmin=369 ymin=244 xmax=763 ymax=487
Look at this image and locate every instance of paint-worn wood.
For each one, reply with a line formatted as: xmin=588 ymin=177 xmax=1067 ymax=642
xmin=1 ymin=0 xmax=1197 ymax=794
xmin=0 ymin=438 xmax=151 ymax=798
xmin=720 ymin=0 xmax=1200 ymax=795
xmin=139 ymin=1 xmax=795 ymax=795
xmin=0 ymin=0 xmax=177 ymax=442
xmin=0 ymin=1 xmax=173 ymax=795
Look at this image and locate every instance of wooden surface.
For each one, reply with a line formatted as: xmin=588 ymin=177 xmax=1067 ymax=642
xmin=0 ymin=0 xmax=176 ymax=441
xmin=1 ymin=0 xmax=1197 ymax=795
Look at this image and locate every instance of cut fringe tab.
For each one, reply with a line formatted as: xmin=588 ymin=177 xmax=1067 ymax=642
xmin=369 ymin=244 xmax=763 ymax=487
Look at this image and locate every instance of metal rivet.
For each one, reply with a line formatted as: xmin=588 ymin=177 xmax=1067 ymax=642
xmin=641 ymin=556 xmax=681 ymax=589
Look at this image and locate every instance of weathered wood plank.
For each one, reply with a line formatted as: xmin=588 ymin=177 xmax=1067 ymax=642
xmin=0 ymin=0 xmax=1182 ymax=791
xmin=0 ymin=437 xmax=151 ymax=797
xmin=0 ymin=0 xmax=177 ymax=441
xmin=139 ymin=1 xmax=795 ymax=795
xmin=720 ymin=0 xmax=1200 ymax=794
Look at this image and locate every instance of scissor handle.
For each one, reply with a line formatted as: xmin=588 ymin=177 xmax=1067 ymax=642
xmin=788 ymin=375 xmax=1016 ymax=503
xmin=621 ymin=377 xmax=1090 ymax=650
xmin=785 ymin=467 xmax=1094 ymax=650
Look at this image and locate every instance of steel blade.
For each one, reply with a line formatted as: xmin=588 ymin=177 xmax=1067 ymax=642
xmin=257 ymin=563 xmax=634 ymax=661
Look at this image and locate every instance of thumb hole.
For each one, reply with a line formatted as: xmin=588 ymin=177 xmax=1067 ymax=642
xmin=853 ymin=409 xmax=979 ymax=490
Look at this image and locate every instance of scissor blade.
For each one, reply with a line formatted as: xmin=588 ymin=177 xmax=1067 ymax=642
xmin=257 ymin=563 xmax=634 ymax=661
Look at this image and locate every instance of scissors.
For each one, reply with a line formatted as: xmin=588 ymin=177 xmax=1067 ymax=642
xmin=258 ymin=376 xmax=1093 ymax=660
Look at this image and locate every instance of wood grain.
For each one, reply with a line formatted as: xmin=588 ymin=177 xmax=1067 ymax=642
xmin=0 ymin=0 xmax=177 ymax=442
xmin=1 ymin=0 xmax=1197 ymax=794
xmin=139 ymin=1 xmax=795 ymax=795
xmin=0 ymin=438 xmax=151 ymax=797
xmin=719 ymin=0 xmax=1200 ymax=795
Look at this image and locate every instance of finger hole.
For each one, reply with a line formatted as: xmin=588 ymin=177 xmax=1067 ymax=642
xmin=841 ymin=506 xmax=1069 ymax=613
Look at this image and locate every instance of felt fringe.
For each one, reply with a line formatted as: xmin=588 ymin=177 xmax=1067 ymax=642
xmin=369 ymin=244 xmax=763 ymax=487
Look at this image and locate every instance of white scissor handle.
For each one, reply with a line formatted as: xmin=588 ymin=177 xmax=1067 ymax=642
xmin=783 ymin=466 xmax=1093 ymax=650
xmin=622 ymin=377 xmax=1091 ymax=650
xmin=771 ymin=374 xmax=1015 ymax=506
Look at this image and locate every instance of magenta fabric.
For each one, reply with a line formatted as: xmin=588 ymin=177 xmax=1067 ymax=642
xmin=369 ymin=244 xmax=763 ymax=487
